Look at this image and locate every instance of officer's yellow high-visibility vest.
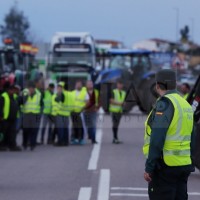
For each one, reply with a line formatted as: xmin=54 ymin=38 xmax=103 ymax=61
xmin=58 ymin=91 xmax=72 ymax=117
xmin=22 ymin=92 xmax=41 ymax=114
xmin=109 ymin=89 xmax=126 ymax=113
xmin=71 ymin=88 xmax=88 ymax=113
xmin=43 ymin=90 xmax=53 ymax=114
xmin=51 ymin=94 xmax=59 ymax=116
xmin=1 ymin=92 xmax=10 ymax=120
xmin=143 ymin=93 xmax=193 ymax=167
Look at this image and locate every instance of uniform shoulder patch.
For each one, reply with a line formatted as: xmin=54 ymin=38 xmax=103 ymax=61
xmin=155 ymin=112 xmax=163 ymax=115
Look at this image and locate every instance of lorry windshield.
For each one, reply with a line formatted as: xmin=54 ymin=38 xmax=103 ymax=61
xmin=51 ymin=52 xmax=93 ymax=67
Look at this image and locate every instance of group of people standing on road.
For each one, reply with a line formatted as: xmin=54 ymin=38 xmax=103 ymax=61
xmin=0 ymin=78 xmax=127 ymax=151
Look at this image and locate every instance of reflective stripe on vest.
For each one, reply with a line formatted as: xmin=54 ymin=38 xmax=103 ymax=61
xmin=23 ymin=92 xmax=41 ymax=114
xmin=143 ymin=93 xmax=193 ymax=167
xmin=72 ymin=89 xmax=87 ymax=113
xmin=1 ymin=92 xmax=10 ymax=120
xmin=109 ymin=89 xmax=126 ymax=113
xmin=43 ymin=90 xmax=52 ymax=114
xmin=58 ymin=91 xmax=72 ymax=117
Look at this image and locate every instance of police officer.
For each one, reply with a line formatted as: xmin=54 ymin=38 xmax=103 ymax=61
xmin=41 ymin=83 xmax=55 ymax=144
xmin=109 ymin=80 xmax=126 ymax=144
xmin=143 ymin=69 xmax=194 ymax=200
xmin=22 ymin=81 xmax=42 ymax=151
xmin=71 ymin=80 xmax=89 ymax=145
xmin=0 ymin=84 xmax=21 ymax=151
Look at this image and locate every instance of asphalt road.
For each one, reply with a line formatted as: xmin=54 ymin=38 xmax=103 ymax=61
xmin=0 ymin=114 xmax=200 ymax=200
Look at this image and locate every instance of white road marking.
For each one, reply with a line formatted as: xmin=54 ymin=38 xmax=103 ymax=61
xmin=97 ymin=169 xmax=110 ymax=200
xmin=188 ymin=192 xmax=200 ymax=196
xmin=110 ymin=187 xmax=200 ymax=197
xmin=110 ymin=193 xmax=148 ymax=197
xmin=111 ymin=187 xmax=148 ymax=191
xmin=88 ymin=129 xmax=102 ymax=170
xmin=78 ymin=187 xmax=92 ymax=200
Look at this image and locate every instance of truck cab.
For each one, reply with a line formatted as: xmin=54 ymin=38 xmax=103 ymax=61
xmin=47 ymin=32 xmax=96 ymax=90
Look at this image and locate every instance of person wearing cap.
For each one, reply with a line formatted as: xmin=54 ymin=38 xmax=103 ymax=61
xmin=40 ymin=83 xmax=55 ymax=144
xmin=0 ymin=83 xmax=21 ymax=151
xmin=71 ymin=80 xmax=89 ymax=145
xmin=109 ymin=80 xmax=126 ymax=144
xmin=54 ymin=81 xmax=72 ymax=146
xmin=21 ymin=81 xmax=42 ymax=151
xmin=143 ymin=69 xmax=195 ymax=200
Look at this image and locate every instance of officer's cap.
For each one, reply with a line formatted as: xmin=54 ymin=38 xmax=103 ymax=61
xmin=155 ymin=69 xmax=176 ymax=90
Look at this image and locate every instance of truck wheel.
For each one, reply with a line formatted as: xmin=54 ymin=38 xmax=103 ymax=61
xmin=138 ymin=78 xmax=156 ymax=113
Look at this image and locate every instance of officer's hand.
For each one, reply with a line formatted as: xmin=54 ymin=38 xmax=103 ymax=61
xmin=144 ymin=172 xmax=152 ymax=182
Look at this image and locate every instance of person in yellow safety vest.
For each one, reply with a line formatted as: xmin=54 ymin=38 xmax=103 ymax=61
xmin=143 ymin=69 xmax=195 ymax=200
xmin=180 ymin=83 xmax=191 ymax=100
xmin=84 ymin=80 xmax=100 ymax=144
xmin=50 ymin=87 xmax=60 ymax=144
xmin=21 ymin=81 xmax=42 ymax=151
xmin=40 ymin=83 xmax=55 ymax=144
xmin=109 ymin=80 xmax=126 ymax=144
xmin=71 ymin=80 xmax=89 ymax=145
xmin=0 ymin=84 xmax=21 ymax=151
xmin=54 ymin=81 xmax=72 ymax=146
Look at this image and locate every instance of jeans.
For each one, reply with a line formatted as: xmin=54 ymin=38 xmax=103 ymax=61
xmin=22 ymin=113 xmax=41 ymax=149
xmin=41 ymin=114 xmax=53 ymax=143
xmin=111 ymin=113 xmax=122 ymax=140
xmin=84 ymin=112 xmax=97 ymax=142
xmin=0 ymin=120 xmax=17 ymax=148
xmin=71 ymin=112 xmax=84 ymax=141
xmin=56 ymin=115 xmax=69 ymax=145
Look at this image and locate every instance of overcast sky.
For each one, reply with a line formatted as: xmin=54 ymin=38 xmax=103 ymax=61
xmin=0 ymin=0 xmax=199 ymax=46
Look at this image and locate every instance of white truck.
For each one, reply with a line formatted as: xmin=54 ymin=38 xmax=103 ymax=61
xmin=47 ymin=32 xmax=96 ymax=90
